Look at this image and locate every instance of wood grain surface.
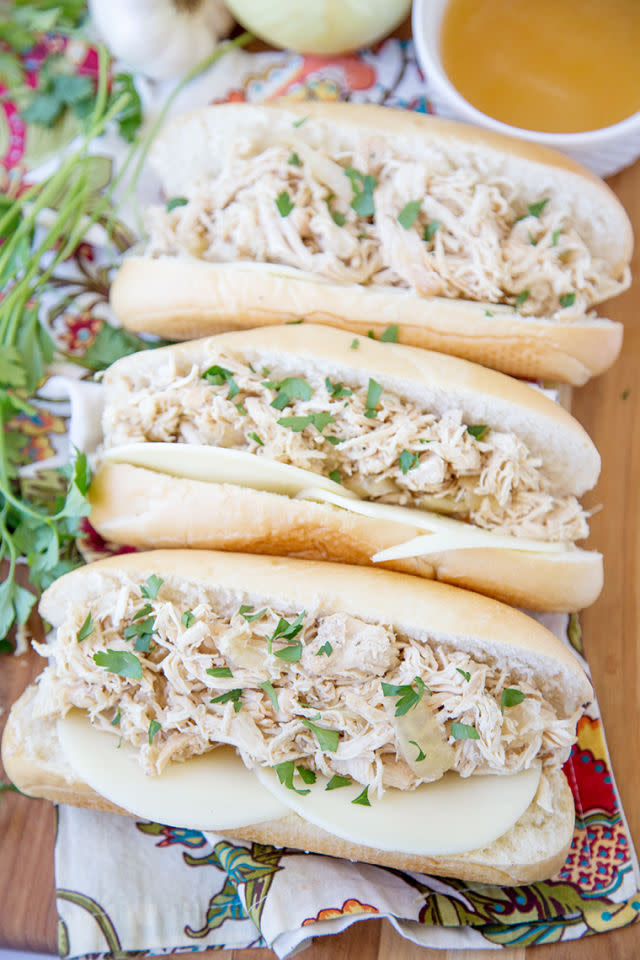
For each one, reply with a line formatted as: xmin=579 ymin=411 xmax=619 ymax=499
xmin=1 ymin=70 xmax=640 ymax=960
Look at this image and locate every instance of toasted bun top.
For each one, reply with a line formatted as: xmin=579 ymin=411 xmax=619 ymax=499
xmin=149 ymin=102 xmax=632 ymax=275
xmin=104 ymin=324 xmax=600 ymax=496
xmin=40 ymin=550 xmax=592 ymax=717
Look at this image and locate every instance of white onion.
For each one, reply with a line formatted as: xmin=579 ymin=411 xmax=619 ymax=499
xmin=225 ymin=0 xmax=412 ymax=55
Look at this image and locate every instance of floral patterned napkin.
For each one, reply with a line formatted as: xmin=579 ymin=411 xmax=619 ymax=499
xmin=4 ymin=27 xmax=639 ymax=958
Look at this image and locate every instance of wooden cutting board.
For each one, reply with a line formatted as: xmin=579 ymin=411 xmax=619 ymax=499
xmin=2 ymin=32 xmax=640 ymax=960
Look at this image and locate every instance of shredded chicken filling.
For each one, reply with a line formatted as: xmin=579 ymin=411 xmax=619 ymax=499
xmin=146 ymin=137 xmax=629 ymax=319
xmin=34 ymin=580 xmax=579 ymax=801
xmin=103 ymin=356 xmax=588 ymax=542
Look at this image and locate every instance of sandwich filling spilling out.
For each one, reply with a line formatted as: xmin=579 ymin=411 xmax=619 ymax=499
xmin=33 ymin=573 xmax=579 ymax=806
xmin=145 ymin=127 xmax=629 ymax=320
xmin=103 ymin=353 xmax=588 ymax=542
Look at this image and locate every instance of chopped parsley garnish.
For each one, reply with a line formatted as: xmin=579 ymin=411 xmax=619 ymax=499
xmin=316 ymin=641 xmax=333 ymax=657
xmin=325 ymin=192 xmax=347 ymax=226
xmin=267 ymin=610 xmax=306 ymax=659
xmin=260 ymin=681 xmax=279 ymax=711
xmin=285 ymin=319 xmax=305 ymax=324
xmin=344 ymin=166 xmax=377 ymax=217
xmin=514 ymin=289 xmax=530 ymax=309
xmin=301 ymin=719 xmax=339 ymax=752
xmin=248 ymin=432 xmax=264 ymax=446
xmin=148 ymin=719 xmax=161 ymax=744
xmin=365 ymin=378 xmax=383 ymax=418
xmin=350 ymin=338 xmax=359 ymax=349
xmin=210 ymin=688 xmax=243 ymax=712
xmin=423 ymin=220 xmax=440 ymax=242
xmin=166 ymin=196 xmax=188 ymax=212
xmin=379 ymin=324 xmax=399 ymax=343
xmin=76 ymin=612 xmax=93 ymax=643
xmin=456 ymin=668 xmax=471 ymax=682
xmin=181 ymin=610 xmax=195 ymax=628
xmin=288 ymin=151 xmax=302 ymax=167
xmin=274 ymin=759 xmax=310 ymax=794
xmin=484 ymin=310 xmax=493 ymax=317
xmin=325 ymin=774 xmax=352 ymax=790
xmin=409 ymin=740 xmax=426 ymax=762
xmin=123 ymin=615 xmax=156 ymax=653
xmin=552 ymin=228 xmax=562 ymax=246
xmin=450 ymin=721 xmax=480 ymax=740
xmin=397 ymin=200 xmax=421 ymax=230
xmin=352 ymin=785 xmax=371 ymax=806
xmin=381 ymin=676 xmax=427 ymax=716
xmin=528 ymin=198 xmax=549 ymax=218
xmin=559 ymin=292 xmax=576 ymax=308
xmin=111 ymin=708 xmax=121 ymax=727
xmin=276 ymin=191 xmax=294 ymax=217
xmin=201 ymin=364 xmax=240 ymax=399
xmin=466 ymin=424 xmax=489 ymax=441
xmin=141 ymin=575 xmax=163 ymax=600
xmin=268 ymin=376 xmax=313 ymax=410
xmin=93 ymin=650 xmax=142 ymax=680
xmin=207 ymin=666 xmax=234 ymax=678
xmin=367 ymin=330 xmax=376 ymax=339
xmin=399 ymin=450 xmax=418 ymax=475
xmin=273 ymin=643 xmax=303 ymax=662
xmin=297 ymin=766 xmax=317 ymax=785
xmin=277 ymin=412 xmax=335 ymax=433
xmin=293 ymin=116 xmax=308 ymax=127
xmin=132 ymin=604 xmax=153 ymax=621
xmin=236 ymin=403 xmax=247 ymax=415
xmin=239 ymin=604 xmax=268 ymax=622
xmin=501 ymin=688 xmax=526 ymax=712
xmin=325 ymin=436 xmax=342 ymax=446
xmin=325 ymin=377 xmax=353 ymax=399
xmin=328 ymin=469 xmax=341 ymax=484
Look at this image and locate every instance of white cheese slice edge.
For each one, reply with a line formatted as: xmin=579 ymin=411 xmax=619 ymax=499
xmin=58 ymin=710 xmax=288 ymax=830
xmin=255 ymin=763 xmax=542 ymax=857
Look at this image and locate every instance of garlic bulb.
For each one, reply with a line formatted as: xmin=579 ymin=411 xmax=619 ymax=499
xmin=88 ymin=0 xmax=235 ymax=79
xmin=225 ymin=0 xmax=411 ymax=55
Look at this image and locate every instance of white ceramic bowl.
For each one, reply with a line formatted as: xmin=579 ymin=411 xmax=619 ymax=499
xmin=412 ymin=0 xmax=640 ymax=178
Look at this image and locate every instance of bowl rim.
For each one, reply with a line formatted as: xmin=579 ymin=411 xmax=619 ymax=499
xmin=411 ymin=0 xmax=640 ymax=147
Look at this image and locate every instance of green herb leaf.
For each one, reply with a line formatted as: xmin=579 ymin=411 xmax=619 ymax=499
xmin=325 ymin=774 xmax=352 ymax=790
xmin=365 ymin=378 xmax=383 ymax=418
xmin=277 ymin=413 xmax=335 ymax=433
xmin=112 ymin=73 xmax=143 ymax=142
xmin=207 ymin=666 xmax=234 ymax=678
xmin=288 ymin=152 xmax=302 ymax=166
xmin=514 ymin=290 xmax=530 ymax=309
xmin=325 ymin=436 xmax=342 ymax=446
xmin=399 ymin=450 xmax=418 ymax=475
xmin=123 ymin=615 xmax=156 ymax=652
xmin=181 ymin=610 xmax=195 ymax=628
xmin=297 ymin=765 xmax=316 ymax=784
xmin=559 ymin=292 xmax=576 ymax=308
xmin=210 ymin=688 xmax=243 ymax=712
xmin=81 ymin=323 xmax=150 ymax=372
xmin=344 ymin=167 xmax=377 ymax=217
xmin=266 ymin=610 xmax=306 ymax=654
xmin=273 ymin=759 xmax=310 ymax=794
xmin=528 ymin=230 xmax=538 ymax=246
xmin=248 ymin=432 xmax=264 ymax=446
xmin=325 ymin=377 xmax=353 ymax=399
xmin=381 ymin=676 xmax=426 ymax=716
xmin=293 ymin=117 xmax=308 ymax=128
xmin=456 ymin=668 xmax=471 ymax=682
xmin=202 ymin=364 xmax=240 ymax=399
xmin=166 ymin=196 xmax=188 ymax=212
xmin=76 ymin=612 xmax=93 ymax=643
xmin=273 ymin=642 xmax=303 ymax=662
xmin=328 ymin=469 xmax=341 ymax=484
xmin=132 ymin=603 xmax=153 ymax=621
xmin=528 ymin=198 xmax=549 ymax=218
xmin=450 ymin=721 xmax=480 ymax=740
xmin=423 ymin=220 xmax=440 ymax=242
xmin=466 ymin=424 xmax=489 ymax=441
xmin=301 ymin=719 xmax=339 ymax=752
xmin=260 ymin=680 xmax=279 ymax=711
xmin=269 ymin=376 xmax=313 ymax=409
xmin=552 ymin=229 xmax=562 ymax=246
xmin=239 ymin=604 xmax=268 ymax=622
xmin=148 ymin=719 xmax=161 ymax=743
xmin=331 ymin=209 xmax=347 ymax=226
xmin=352 ymin=785 xmax=371 ymax=806
xmin=501 ymin=688 xmax=526 ymax=712
xmin=316 ymin=641 xmax=333 ymax=657
xmin=141 ymin=575 xmax=163 ymax=600
xmin=379 ymin=324 xmax=399 ymax=343
xmin=276 ymin=191 xmax=294 ymax=217
xmin=409 ymin=740 xmax=426 ymax=762
xmin=93 ymin=649 xmax=142 ymax=680
xmin=397 ymin=200 xmax=421 ymax=229
xmin=111 ymin=708 xmax=121 ymax=727
xmin=350 ymin=339 xmax=359 ymax=350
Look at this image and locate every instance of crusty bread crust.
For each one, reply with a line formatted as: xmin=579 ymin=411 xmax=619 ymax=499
xmin=38 ymin=550 xmax=593 ymax=712
xmin=103 ymin=323 xmax=600 ymax=496
xmin=111 ymin=256 xmax=624 ymax=386
xmin=89 ymin=462 xmax=604 ymax=613
xmin=2 ymin=684 xmax=574 ymax=885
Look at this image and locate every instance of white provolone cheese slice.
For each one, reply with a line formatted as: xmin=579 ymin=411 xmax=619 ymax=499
xmin=254 ymin=763 xmax=541 ymax=856
xmin=102 ymin=443 xmax=357 ymax=500
xmin=297 ymin=487 xmax=566 ymax=559
xmin=58 ymin=710 xmax=287 ymax=830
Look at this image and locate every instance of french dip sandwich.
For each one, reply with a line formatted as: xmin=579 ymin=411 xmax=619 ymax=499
xmin=111 ymin=103 xmax=632 ymax=384
xmin=2 ymin=551 xmax=593 ymax=884
xmin=89 ymin=324 xmax=603 ymax=612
